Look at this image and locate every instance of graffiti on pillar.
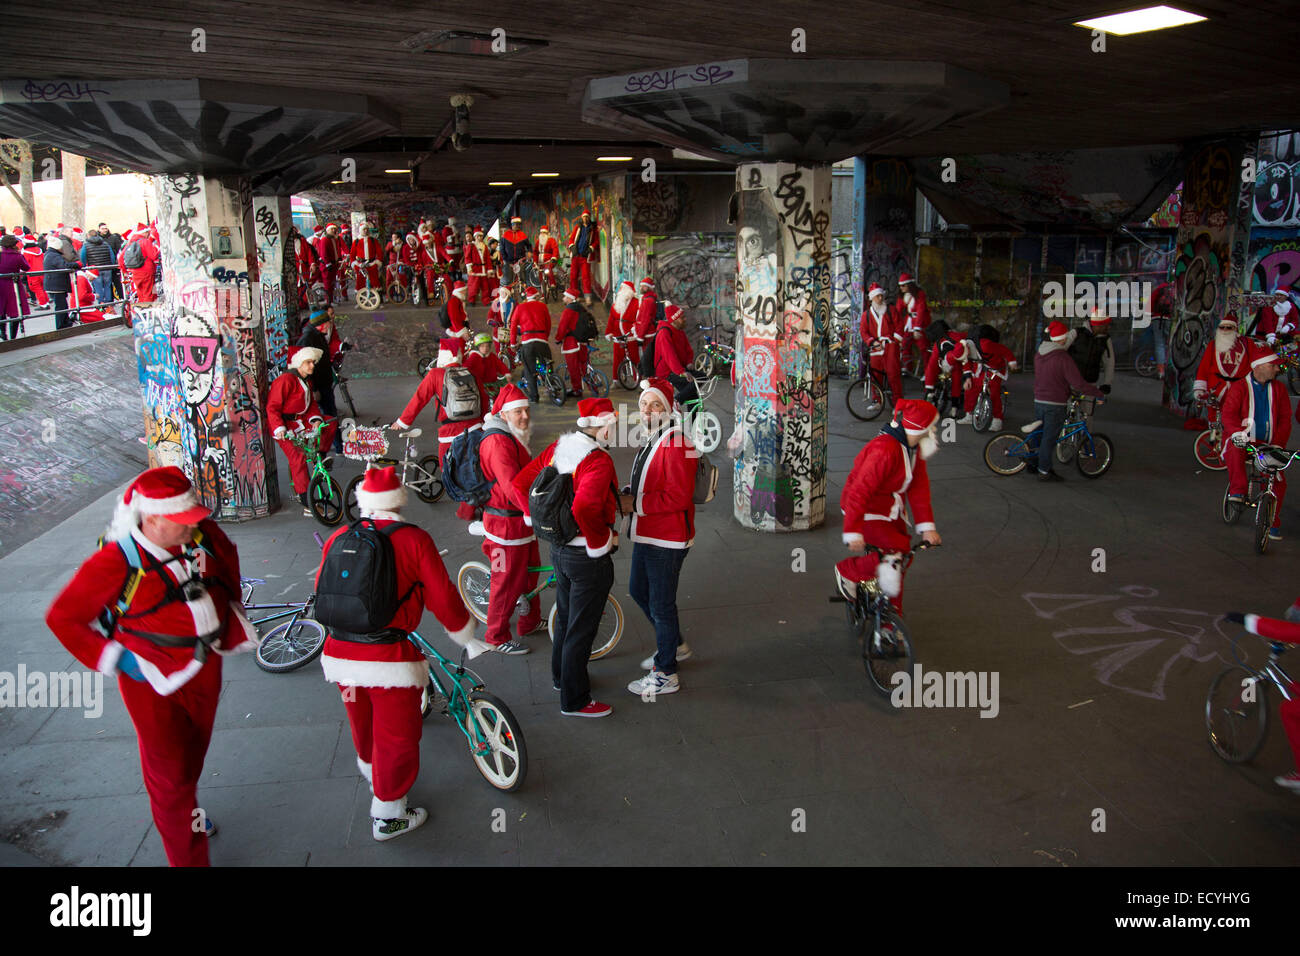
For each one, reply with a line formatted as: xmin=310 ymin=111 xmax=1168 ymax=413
xmin=134 ymin=307 xmax=194 ymax=472
xmin=169 ymin=306 xmax=231 ymax=510
xmin=1249 ymin=237 xmax=1300 ymax=295
xmin=158 ymin=173 xmax=216 ymax=279
xmin=253 ymin=198 xmax=290 ymax=375
xmin=223 ymin=314 xmax=270 ymax=516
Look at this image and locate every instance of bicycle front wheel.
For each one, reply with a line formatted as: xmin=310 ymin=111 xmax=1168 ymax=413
xmin=547 ymin=594 xmax=624 ymax=660
xmin=343 ymin=474 xmax=363 ymax=524
xmin=846 ymin=377 xmax=884 ymax=421
xmin=457 ymin=561 xmax=492 ymax=624
xmin=690 ymin=410 xmax=722 ymax=453
xmin=1222 ymin=485 xmax=1243 ymax=524
xmin=1135 ymin=350 xmax=1157 ymax=377
xmin=983 ymin=433 xmax=1029 ymax=475
xmin=465 ymin=691 xmax=528 ymax=792
xmin=547 ymin=370 xmax=567 ymax=406
xmin=1205 ymin=665 xmax=1268 ymax=763
xmin=413 ymin=454 xmax=445 ymax=502
xmin=617 ymin=359 xmax=639 ymax=390
xmin=1194 ymin=429 xmax=1225 ymax=470
xmin=864 ymin=605 xmax=914 ymax=698
xmin=972 ymin=392 xmax=993 ymax=432
xmin=694 ymin=351 xmax=716 ymax=379
xmin=1076 ymin=432 xmax=1114 ymax=478
xmin=309 ymin=473 xmax=344 ymax=526
xmin=339 ymin=382 xmax=358 ymax=419
xmin=584 ymin=367 xmax=610 ymax=398
xmin=1254 ymin=492 xmax=1276 ymax=554
xmin=255 ymin=617 xmax=327 ymax=673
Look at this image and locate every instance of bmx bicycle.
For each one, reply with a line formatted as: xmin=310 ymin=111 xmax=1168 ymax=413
xmin=983 ymin=395 xmax=1114 ymax=478
xmin=1220 ymin=439 xmax=1298 ymax=555
xmin=287 ymin=420 xmax=345 ymax=526
xmin=240 ymin=576 xmax=326 ymax=673
xmin=1205 ymin=613 xmax=1297 ymax=764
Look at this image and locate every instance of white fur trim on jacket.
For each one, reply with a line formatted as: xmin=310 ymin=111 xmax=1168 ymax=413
xmin=445 ymin=617 xmax=493 ymax=658
xmin=552 ymin=431 xmax=599 ymax=474
xmin=96 ymin=639 xmax=126 ymax=675
xmin=357 ymin=484 xmax=408 ymax=513
xmin=321 ymin=655 xmax=429 ymax=688
xmin=843 ymin=532 xmax=865 ymax=546
xmin=357 ymin=756 xmax=373 ymax=784
xmin=214 ymin=601 xmax=260 ymax=655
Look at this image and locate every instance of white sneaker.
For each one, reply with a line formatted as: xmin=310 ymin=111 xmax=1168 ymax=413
xmin=641 ymin=642 xmax=692 ymax=670
xmin=627 ymin=669 xmax=680 ymax=697
xmin=956 ymin=413 xmax=973 ymax=425
xmin=990 ymin=418 xmax=1003 ymax=431
xmin=372 ymin=806 xmax=428 ymax=842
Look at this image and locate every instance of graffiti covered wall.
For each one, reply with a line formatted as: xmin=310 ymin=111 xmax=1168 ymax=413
xmin=1254 ymin=131 xmax=1300 ymax=229
xmin=733 ymin=163 xmax=830 ymax=533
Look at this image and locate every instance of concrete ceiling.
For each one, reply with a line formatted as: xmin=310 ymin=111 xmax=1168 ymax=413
xmin=1 ymin=0 xmax=1298 ymax=192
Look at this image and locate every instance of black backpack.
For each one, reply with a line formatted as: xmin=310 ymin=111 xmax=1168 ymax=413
xmin=528 ymin=465 xmax=582 ymax=546
xmin=437 ymin=301 xmax=452 ymax=330
xmin=654 ymin=299 xmax=666 ymax=324
xmin=314 ymin=519 xmax=418 ymax=639
xmin=122 ymin=238 xmax=145 ymax=270
xmin=572 ymin=303 xmax=597 ymax=343
xmin=638 ymin=332 xmax=657 ymax=378
xmin=442 ymin=426 xmax=509 ymax=506
xmin=1068 ymin=326 xmax=1107 ymax=383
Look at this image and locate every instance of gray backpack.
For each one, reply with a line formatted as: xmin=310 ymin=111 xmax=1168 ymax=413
xmin=440 ymin=366 xmax=481 ymax=422
xmin=693 ymin=451 xmax=718 ymax=504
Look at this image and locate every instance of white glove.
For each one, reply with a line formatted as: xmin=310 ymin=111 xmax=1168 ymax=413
xmin=446 ymin=623 xmax=494 ymax=660
xmin=605 ymin=334 xmax=615 ymax=341
xmin=272 ymin=426 xmax=286 ymax=440
xmin=1230 ymin=430 xmax=1250 ymax=448
xmin=1267 ymin=333 xmax=1277 ymax=345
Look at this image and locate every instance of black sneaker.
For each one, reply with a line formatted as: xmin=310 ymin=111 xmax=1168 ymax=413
xmin=1038 ymin=470 xmax=1064 ymax=482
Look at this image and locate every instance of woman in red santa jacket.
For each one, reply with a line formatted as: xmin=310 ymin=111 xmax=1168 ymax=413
xmin=604 ymin=280 xmax=640 ymax=377
xmin=1223 ymin=606 xmax=1300 ymax=791
xmin=351 ymin=223 xmax=384 ymax=300
xmin=46 ymin=467 xmax=258 ymax=866
xmin=860 ymin=283 xmax=904 ymax=400
xmin=471 ymin=385 xmax=543 ymax=653
xmin=512 ymin=397 xmax=624 ymax=718
xmin=836 ymin=400 xmax=943 ymax=612
xmin=555 ymin=289 xmax=591 ymax=396
xmin=317 ymin=466 xmax=488 ymax=840
xmin=625 ymin=378 xmax=697 ymax=698
xmin=266 ymin=346 xmax=339 ymax=515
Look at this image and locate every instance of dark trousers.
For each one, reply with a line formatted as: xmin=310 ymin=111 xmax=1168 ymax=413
xmin=316 ymin=384 xmax=343 ymax=451
xmin=0 ymin=315 xmax=20 ymax=340
xmin=110 ymin=265 xmax=125 ymax=303
xmin=1034 ymin=402 xmax=1067 ymax=475
xmin=519 ymin=340 xmax=552 ymax=403
xmin=668 ymin=372 xmax=699 ymax=407
xmin=550 ymin=544 xmax=614 ymax=712
xmin=50 ymin=292 xmax=72 ymax=329
xmin=628 ymin=543 xmax=688 ymax=675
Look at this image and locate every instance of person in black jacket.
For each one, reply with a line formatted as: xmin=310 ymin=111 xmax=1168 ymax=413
xmin=43 ymin=234 xmax=78 ymax=330
xmin=80 ymin=229 xmax=116 ymax=305
xmin=98 ymin=223 xmax=125 ymax=303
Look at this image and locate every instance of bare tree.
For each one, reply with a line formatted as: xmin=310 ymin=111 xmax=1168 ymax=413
xmin=0 ymin=139 xmax=36 ymax=228
xmin=61 ymin=151 xmax=86 ymax=228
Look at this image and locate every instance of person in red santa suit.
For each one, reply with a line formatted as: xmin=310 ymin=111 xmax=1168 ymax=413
xmin=1194 ymin=314 xmax=1251 ymax=432
xmin=267 ymin=346 xmax=339 ymax=515
xmin=382 ymin=230 xmax=404 ymax=292
xmin=392 ymin=337 xmax=487 ymax=523
xmin=397 ymin=232 xmax=421 ymax=294
xmin=446 ymin=279 xmax=473 ymax=340
xmin=417 ymin=234 xmax=443 ymax=304
xmin=1222 ymin=342 xmax=1293 ymax=539
xmin=633 ymin=276 xmax=659 ymax=350
xmin=313 ymin=224 xmax=343 ymax=304
xmin=46 ymin=466 xmax=259 ymax=866
xmin=860 ymin=283 xmax=904 ymax=401
xmin=1222 ymin=605 xmax=1300 ymax=791
xmin=534 ymin=225 xmax=560 ymax=293
xmin=897 ymin=275 xmax=931 ymax=372
xmin=21 ymin=236 xmax=47 ymax=307
xmin=465 ymin=228 xmax=496 ymax=306
xmin=566 ymin=209 xmax=599 ymax=303
xmin=465 ymin=332 xmax=510 ymax=395
xmin=120 ymin=223 xmax=161 ymax=305
xmin=954 ymin=325 xmax=1017 ymax=432
xmin=1252 ymin=288 xmax=1298 ymax=343
xmin=465 ymin=384 xmax=544 ymax=655
xmin=351 ymin=222 xmax=384 ymax=301
xmin=604 ymin=279 xmax=640 ymax=378
xmin=835 ymin=399 xmax=942 ymax=613
xmin=555 ymin=289 xmax=593 ymax=397
xmin=487 ymin=286 xmax=514 ymax=359
xmin=654 ymin=303 xmax=697 ymax=405
xmin=71 ymin=268 xmax=110 ymax=321
xmin=69 ymin=226 xmax=85 ymax=253
xmin=440 ymin=217 xmax=462 ymax=277
xmin=510 ymin=286 xmax=554 ymax=404
xmin=317 ymin=465 xmax=490 ymax=841
xmin=291 ymin=226 xmax=322 ymax=308
xmin=923 ymin=321 xmax=966 ymax=413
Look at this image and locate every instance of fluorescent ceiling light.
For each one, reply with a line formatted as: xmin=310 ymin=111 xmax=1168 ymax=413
xmin=330 ymin=180 xmax=345 ymax=184
xmin=596 ymin=156 xmax=633 ymax=162
xmin=670 ymin=147 xmax=726 ymax=163
xmin=488 ymin=181 xmax=513 ymax=186
xmin=384 ymin=169 xmax=410 ymax=174
xmin=1075 ymin=5 xmax=1206 ymax=35
xmin=531 ymin=172 xmax=559 ymax=178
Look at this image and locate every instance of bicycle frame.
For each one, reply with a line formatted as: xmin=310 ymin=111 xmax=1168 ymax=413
xmin=405 ymin=631 xmax=497 ymax=755
xmin=1228 ymin=633 xmax=1295 ymax=703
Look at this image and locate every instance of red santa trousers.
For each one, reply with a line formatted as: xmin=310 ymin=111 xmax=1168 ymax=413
xmin=563 ymin=344 xmax=589 ymax=391
xmin=342 ymin=685 xmax=423 ymax=811
xmin=353 ymin=262 xmax=382 ymax=294
xmin=275 ymin=421 xmax=339 ymax=495
xmin=568 ymin=255 xmax=593 ymax=295
xmin=964 ymin=369 xmax=1006 ymax=418
xmin=1224 ymin=446 xmax=1286 ymax=528
xmin=869 ymin=344 xmax=903 ymax=402
xmin=835 ymin=553 xmax=908 ymax=614
xmin=131 ymin=267 xmax=157 ymax=304
xmin=119 ymin=657 xmax=222 ymax=867
xmin=481 ymin=539 xmax=542 ymax=644
xmin=466 ymin=273 xmax=497 ymax=305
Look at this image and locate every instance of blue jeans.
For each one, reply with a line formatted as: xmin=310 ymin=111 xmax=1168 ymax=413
xmin=550 ymin=545 xmax=615 ymax=712
xmin=91 ymin=272 xmax=112 ymax=305
xmin=1035 ymin=402 xmax=1067 ymax=474
xmin=628 ymin=543 xmax=688 ymax=675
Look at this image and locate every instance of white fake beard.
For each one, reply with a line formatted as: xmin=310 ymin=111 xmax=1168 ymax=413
xmin=614 ymin=288 xmax=633 ymax=312
xmin=506 ymin=421 xmax=532 ymax=453
xmin=918 ymin=433 xmax=939 ymax=460
xmin=1277 ymin=301 xmax=1292 ymax=316
xmin=1216 ymin=330 xmax=1238 ymax=354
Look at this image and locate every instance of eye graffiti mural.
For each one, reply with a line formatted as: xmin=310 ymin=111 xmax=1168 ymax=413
xmin=732 ymin=165 xmax=830 ymax=532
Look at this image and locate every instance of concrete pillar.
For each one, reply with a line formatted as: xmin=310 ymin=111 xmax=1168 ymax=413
xmin=252 ymin=195 xmax=296 ymax=376
xmin=134 ymin=172 xmax=279 ymax=519
xmin=732 ymin=162 xmax=831 ymax=532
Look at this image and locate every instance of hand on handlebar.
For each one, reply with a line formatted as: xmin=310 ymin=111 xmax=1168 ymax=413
xmin=920 ymin=530 xmax=942 ymax=547
xmin=1231 ymin=430 xmax=1250 ymax=448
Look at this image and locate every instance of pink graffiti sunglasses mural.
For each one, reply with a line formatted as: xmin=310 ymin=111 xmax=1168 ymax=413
xmin=172 ymin=337 xmax=220 ymax=375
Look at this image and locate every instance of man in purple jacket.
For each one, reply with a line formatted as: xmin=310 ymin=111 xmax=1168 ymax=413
xmin=1033 ymin=321 xmax=1106 ymax=481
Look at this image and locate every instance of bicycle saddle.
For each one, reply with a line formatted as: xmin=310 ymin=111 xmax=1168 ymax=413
xmin=400 ymin=428 xmax=422 ymax=439
xmin=1022 ymin=421 xmax=1042 ymax=433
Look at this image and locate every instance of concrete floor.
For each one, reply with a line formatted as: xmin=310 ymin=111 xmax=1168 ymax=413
xmin=2 ymin=303 xmax=1298 ymax=866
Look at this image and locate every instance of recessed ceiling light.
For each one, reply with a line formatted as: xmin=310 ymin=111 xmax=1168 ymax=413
xmin=384 ymin=169 xmax=410 ymax=174
xmin=1075 ymin=5 xmax=1206 ymax=35
xmin=488 ymin=181 xmax=513 ymax=186
xmin=596 ymin=156 xmax=633 ymax=162
xmin=330 ymin=180 xmax=345 ymax=184
xmin=531 ymin=172 xmax=559 ymax=178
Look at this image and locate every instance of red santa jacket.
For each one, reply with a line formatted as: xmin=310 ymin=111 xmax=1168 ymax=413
xmin=924 ymin=331 xmax=966 ymax=387
xmin=267 ymin=369 xmax=325 ymax=435
xmin=446 ymin=293 xmax=469 ymax=335
xmin=510 ymin=299 xmax=552 ymax=345
xmin=464 ymin=349 xmax=509 ymax=388
xmin=1237 ymin=611 xmax=1300 ymax=645
xmin=512 ymin=431 xmax=619 ymax=558
xmin=605 ymin=298 xmax=639 ymax=338
xmin=654 ymin=319 xmax=693 ymax=377
xmin=897 ymin=290 xmax=931 ymax=333
xmin=535 ymin=235 xmax=559 ymax=264
xmin=383 ymin=240 xmax=403 ymax=266
xmin=1222 ymin=374 xmax=1293 ymax=447
xmin=1254 ymin=302 xmax=1298 ymax=339
xmin=394 ymin=364 xmax=487 ymax=431
xmin=46 ymin=521 xmax=256 ymax=696
xmin=294 ymin=235 xmax=321 ymax=283
xmin=478 ymin=415 xmax=534 ymax=546
xmin=555 ymin=304 xmax=585 ymax=354
xmin=317 ymin=518 xmax=473 ymax=688
xmin=1194 ymin=339 xmax=1250 ymax=397
xmin=628 ymin=420 xmax=697 ymax=549
xmin=860 ymin=303 xmax=901 ymax=353
xmin=634 ymin=291 xmax=659 ymax=342
xmin=351 ymin=237 xmax=381 ymax=266
xmin=400 ymin=238 xmax=421 ymax=268
xmin=840 ymin=431 xmax=937 ymax=552
xmin=466 ymin=240 xmax=494 ymax=276
xmin=440 ymin=226 xmax=461 ymax=264
xmin=969 ymin=338 xmax=1016 ymax=378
